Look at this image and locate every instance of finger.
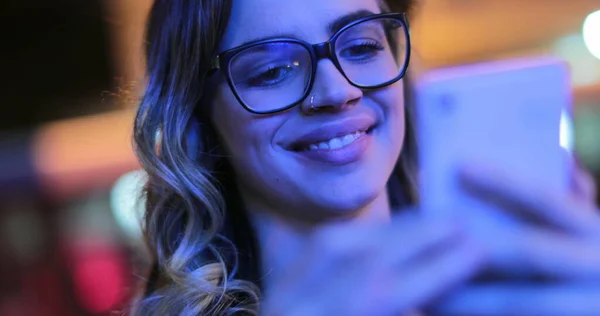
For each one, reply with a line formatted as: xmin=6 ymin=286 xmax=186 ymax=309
xmin=379 ymin=215 xmax=466 ymax=267
xmin=269 ymin=219 xmax=472 ymax=316
xmin=296 ymin=218 xmax=465 ymax=293
xmin=309 ymin=216 xmax=461 ymax=266
xmin=430 ymin=283 xmax=600 ymax=316
xmin=460 ymin=163 xmax=600 ymax=237
xmin=570 ymin=160 xmax=598 ymax=205
xmin=391 ymin=236 xmax=485 ymax=312
xmin=479 ymin=227 xmax=600 ymax=281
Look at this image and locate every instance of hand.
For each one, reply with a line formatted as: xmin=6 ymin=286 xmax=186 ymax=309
xmin=430 ymin=162 xmax=600 ymax=315
xmin=570 ymin=157 xmax=597 ymax=206
xmin=431 ymin=283 xmax=600 ymax=315
xmin=261 ymin=213 xmax=484 ymax=316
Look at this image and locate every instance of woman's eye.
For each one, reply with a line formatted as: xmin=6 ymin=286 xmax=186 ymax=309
xmin=247 ymin=64 xmax=294 ymax=87
xmin=340 ymin=41 xmax=385 ymax=60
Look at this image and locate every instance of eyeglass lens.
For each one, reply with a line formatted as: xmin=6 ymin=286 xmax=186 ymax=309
xmin=228 ymin=17 xmax=408 ymax=113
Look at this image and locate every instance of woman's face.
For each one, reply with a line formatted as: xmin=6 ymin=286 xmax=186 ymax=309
xmin=211 ymin=0 xmax=406 ymax=221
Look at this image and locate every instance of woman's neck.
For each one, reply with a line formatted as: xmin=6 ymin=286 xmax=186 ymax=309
xmin=244 ymin=190 xmax=392 ymax=290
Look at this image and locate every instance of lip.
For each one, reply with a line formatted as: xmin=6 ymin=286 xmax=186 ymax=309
xmin=285 ymin=115 xmax=377 ymax=151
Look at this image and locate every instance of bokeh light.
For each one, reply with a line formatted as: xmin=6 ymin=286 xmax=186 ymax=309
xmin=72 ymin=246 xmax=127 ymax=314
xmin=553 ymin=34 xmax=600 ymax=86
xmin=110 ymin=170 xmax=146 ymax=241
xmin=583 ymin=10 xmax=600 ymax=60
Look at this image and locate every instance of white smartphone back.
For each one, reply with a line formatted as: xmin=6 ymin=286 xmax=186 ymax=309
xmin=415 ymin=56 xmax=572 ymax=218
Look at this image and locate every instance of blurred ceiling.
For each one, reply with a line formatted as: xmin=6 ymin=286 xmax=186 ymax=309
xmin=412 ymin=0 xmax=600 ymax=67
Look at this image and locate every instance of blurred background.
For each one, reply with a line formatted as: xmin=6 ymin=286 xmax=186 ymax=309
xmin=0 ymin=0 xmax=598 ymax=315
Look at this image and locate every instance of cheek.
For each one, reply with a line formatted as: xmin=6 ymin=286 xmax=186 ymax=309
xmin=372 ymin=83 xmax=406 ymax=168
xmin=209 ymin=85 xmax=284 ymax=175
xmin=388 ymin=81 xmax=406 ymax=118
xmin=211 ymin=86 xmax=255 ymax=156
xmin=376 ymin=81 xmax=406 ymax=135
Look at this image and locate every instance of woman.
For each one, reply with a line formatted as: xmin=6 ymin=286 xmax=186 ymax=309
xmin=132 ymin=0 xmax=600 ymax=314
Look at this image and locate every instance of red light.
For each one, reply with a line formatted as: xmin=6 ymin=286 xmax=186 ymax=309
xmin=71 ymin=246 xmax=128 ymax=314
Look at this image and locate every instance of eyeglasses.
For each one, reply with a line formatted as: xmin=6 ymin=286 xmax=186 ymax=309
xmin=210 ymin=12 xmax=411 ymax=115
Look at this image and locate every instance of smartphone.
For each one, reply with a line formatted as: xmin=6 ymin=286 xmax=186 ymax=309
xmin=415 ymin=56 xmax=572 ymax=219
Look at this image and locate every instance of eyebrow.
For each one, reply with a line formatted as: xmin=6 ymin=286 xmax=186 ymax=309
xmin=328 ymin=9 xmax=376 ymax=34
xmin=235 ymin=9 xmax=377 ymax=48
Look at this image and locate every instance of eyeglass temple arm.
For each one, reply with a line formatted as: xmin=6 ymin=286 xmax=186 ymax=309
xmin=208 ymin=55 xmax=221 ymax=76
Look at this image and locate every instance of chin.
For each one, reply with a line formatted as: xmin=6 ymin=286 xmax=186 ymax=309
xmin=310 ymin=180 xmax=387 ymax=218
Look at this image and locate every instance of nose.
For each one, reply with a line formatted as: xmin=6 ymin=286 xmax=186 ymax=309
xmin=300 ymin=59 xmax=362 ymax=115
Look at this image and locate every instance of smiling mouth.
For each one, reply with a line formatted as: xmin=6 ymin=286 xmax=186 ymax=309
xmin=292 ymin=126 xmax=375 ymax=152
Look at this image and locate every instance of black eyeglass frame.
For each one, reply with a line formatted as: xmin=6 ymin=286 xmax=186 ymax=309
xmin=210 ymin=12 xmax=411 ymax=115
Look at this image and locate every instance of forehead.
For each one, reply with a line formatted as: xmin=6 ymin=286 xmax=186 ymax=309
xmin=220 ymin=0 xmax=383 ymax=50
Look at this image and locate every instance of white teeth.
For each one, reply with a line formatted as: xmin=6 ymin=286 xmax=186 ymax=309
xmin=305 ymin=131 xmax=366 ymax=151
xmin=328 ymin=137 xmax=343 ymax=149
xmin=342 ymin=134 xmax=354 ymax=144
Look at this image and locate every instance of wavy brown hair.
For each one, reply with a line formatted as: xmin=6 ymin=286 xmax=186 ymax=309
xmin=131 ymin=0 xmax=418 ymax=314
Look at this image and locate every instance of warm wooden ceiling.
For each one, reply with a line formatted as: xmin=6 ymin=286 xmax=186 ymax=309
xmin=410 ymin=0 xmax=600 ymax=103
xmin=107 ymin=0 xmax=600 ymax=73
xmin=411 ymin=0 xmax=600 ymax=67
